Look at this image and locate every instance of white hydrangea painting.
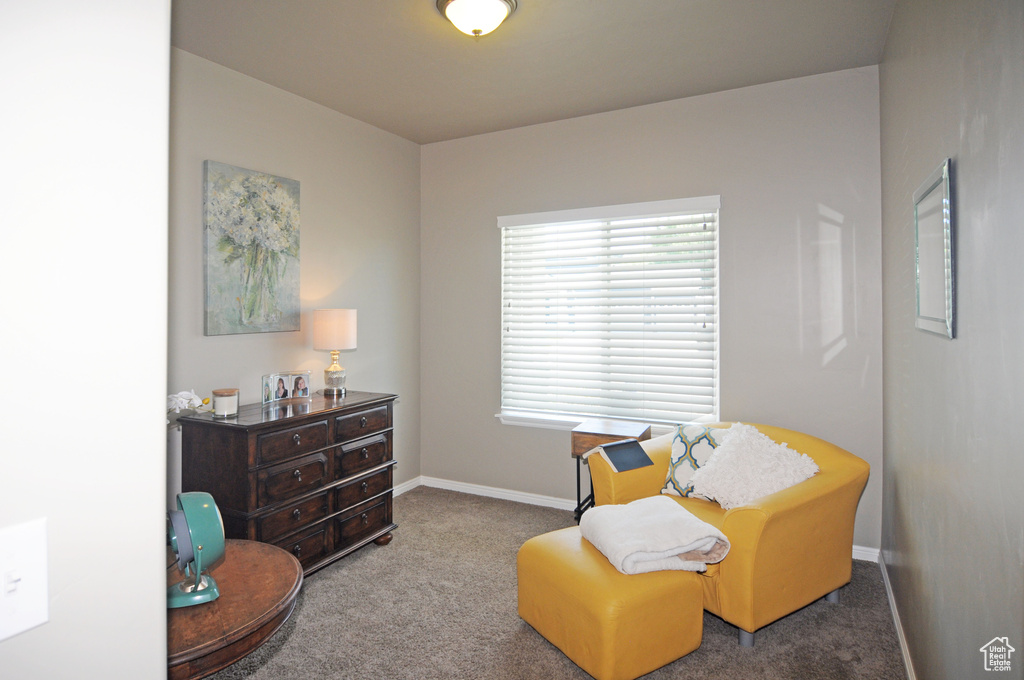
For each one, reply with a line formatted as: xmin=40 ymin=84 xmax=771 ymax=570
xmin=203 ymin=161 xmax=300 ymax=335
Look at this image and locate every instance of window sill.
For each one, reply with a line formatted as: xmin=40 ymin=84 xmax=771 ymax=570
xmin=496 ymin=411 xmax=711 ymax=438
xmin=494 ymin=412 xmax=585 ymax=431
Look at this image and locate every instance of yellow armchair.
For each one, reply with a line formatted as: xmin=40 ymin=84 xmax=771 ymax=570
xmin=588 ymin=423 xmax=870 ymax=645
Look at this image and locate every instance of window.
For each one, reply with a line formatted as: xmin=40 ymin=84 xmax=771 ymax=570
xmin=498 ymin=196 xmax=719 ymax=427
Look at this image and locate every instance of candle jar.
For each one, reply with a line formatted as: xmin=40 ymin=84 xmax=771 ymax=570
xmin=212 ymin=388 xmax=239 ymax=418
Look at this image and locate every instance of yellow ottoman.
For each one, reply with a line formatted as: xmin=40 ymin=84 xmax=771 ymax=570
xmin=517 ymin=526 xmax=704 ymax=680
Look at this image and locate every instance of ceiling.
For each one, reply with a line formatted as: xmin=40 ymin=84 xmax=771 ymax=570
xmin=171 ymin=0 xmax=895 ymax=145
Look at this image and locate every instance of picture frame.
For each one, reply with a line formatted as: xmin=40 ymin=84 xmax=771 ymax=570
xmin=913 ymin=158 xmax=955 ymax=338
xmin=262 ymin=371 xmax=312 ymax=405
xmin=204 ymin=161 xmax=301 ymax=336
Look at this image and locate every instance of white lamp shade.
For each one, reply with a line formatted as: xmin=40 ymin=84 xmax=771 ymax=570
xmin=313 ymin=309 xmax=357 ymax=351
xmin=442 ymin=0 xmax=512 ymax=36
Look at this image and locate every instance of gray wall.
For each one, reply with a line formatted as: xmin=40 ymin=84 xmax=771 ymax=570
xmin=0 ymin=1 xmax=169 ymax=677
xmin=879 ymin=1 xmax=1024 ymax=678
xmin=421 ymin=66 xmax=885 ymax=549
xmin=168 ymin=50 xmax=422 ymax=492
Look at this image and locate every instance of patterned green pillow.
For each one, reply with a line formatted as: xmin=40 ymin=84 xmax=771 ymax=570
xmin=660 ymin=424 xmax=726 ymax=498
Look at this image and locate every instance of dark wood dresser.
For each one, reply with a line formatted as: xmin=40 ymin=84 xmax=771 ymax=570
xmin=179 ymin=391 xmax=397 ymax=575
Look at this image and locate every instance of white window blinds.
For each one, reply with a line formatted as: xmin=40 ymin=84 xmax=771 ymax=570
xmin=498 ymin=196 xmax=720 ymax=425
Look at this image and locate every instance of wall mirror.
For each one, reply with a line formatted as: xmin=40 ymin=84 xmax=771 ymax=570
xmin=914 ymin=158 xmax=955 ymax=338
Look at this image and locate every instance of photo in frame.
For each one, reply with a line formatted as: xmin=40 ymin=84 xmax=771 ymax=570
xmin=204 ymin=161 xmax=301 ymax=336
xmin=262 ymin=371 xmax=312 ymax=404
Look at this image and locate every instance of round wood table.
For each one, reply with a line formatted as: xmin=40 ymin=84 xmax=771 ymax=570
xmin=168 ymin=539 xmax=303 ymax=680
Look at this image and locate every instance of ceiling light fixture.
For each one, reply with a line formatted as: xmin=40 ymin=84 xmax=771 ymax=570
xmin=437 ymin=0 xmax=517 ymax=37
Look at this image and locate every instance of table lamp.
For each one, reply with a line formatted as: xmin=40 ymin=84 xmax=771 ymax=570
xmin=313 ymin=308 xmax=357 ymax=398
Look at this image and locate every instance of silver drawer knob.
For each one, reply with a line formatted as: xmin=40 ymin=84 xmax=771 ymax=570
xmin=292 ymin=508 xmax=301 ymax=520
xmin=361 ymin=447 xmax=369 ymax=459
xmin=293 ymin=434 xmax=301 ymax=445
xmin=361 ymin=482 xmax=369 ymax=494
xmin=361 ymin=513 xmax=369 ymax=525
xmin=293 ymin=469 xmax=302 ymax=481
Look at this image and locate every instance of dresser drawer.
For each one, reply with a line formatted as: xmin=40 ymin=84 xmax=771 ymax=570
xmin=258 ymin=420 xmax=329 ymax=465
xmin=258 ymin=452 xmax=329 ymax=507
xmin=335 ymin=433 xmax=390 ymax=478
xmin=335 ymin=405 xmax=390 ymax=442
xmin=335 ymin=466 xmax=392 ymax=510
xmin=335 ymin=497 xmax=389 ymax=549
xmin=259 ymin=491 xmax=330 ymax=542
xmin=273 ymin=522 xmax=329 ymax=571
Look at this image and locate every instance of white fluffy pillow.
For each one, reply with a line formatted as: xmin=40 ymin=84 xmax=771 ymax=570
xmin=689 ymin=423 xmax=819 ymax=509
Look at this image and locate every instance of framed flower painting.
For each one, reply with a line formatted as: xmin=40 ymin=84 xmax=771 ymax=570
xmin=203 ymin=161 xmax=301 ymax=335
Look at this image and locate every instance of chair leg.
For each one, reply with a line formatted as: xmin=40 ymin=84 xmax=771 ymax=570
xmin=735 ymin=591 xmax=837 ymax=647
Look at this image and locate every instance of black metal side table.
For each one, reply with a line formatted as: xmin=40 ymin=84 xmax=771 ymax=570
xmin=570 ymin=419 xmax=652 ymax=522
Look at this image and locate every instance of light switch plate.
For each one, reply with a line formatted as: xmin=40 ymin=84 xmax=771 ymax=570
xmin=0 ymin=517 xmax=49 ymax=642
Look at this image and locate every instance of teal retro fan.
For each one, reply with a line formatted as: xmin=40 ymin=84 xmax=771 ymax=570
xmin=167 ymin=492 xmax=225 ymax=609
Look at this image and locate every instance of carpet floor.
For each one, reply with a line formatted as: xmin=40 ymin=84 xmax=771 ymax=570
xmin=208 ymin=486 xmax=906 ymax=679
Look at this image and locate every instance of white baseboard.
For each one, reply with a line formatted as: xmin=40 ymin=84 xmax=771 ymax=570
xmin=852 ymin=545 xmax=879 ymax=562
xmin=879 ymin=554 xmax=917 ymax=680
xmin=392 ymin=476 xmax=422 ymax=498
xmin=393 ymin=475 xmax=575 ymax=511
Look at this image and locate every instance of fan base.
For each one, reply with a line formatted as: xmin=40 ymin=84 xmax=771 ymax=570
xmin=167 ymin=574 xmax=221 ymax=609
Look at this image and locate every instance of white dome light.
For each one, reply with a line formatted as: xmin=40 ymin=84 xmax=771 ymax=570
xmin=438 ymin=0 xmax=517 ymax=37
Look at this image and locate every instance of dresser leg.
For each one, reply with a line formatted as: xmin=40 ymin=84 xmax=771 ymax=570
xmin=373 ymin=533 xmax=393 ymax=546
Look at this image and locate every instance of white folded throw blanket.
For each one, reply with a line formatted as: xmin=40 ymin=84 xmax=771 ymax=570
xmin=579 ymin=496 xmax=730 ymax=575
